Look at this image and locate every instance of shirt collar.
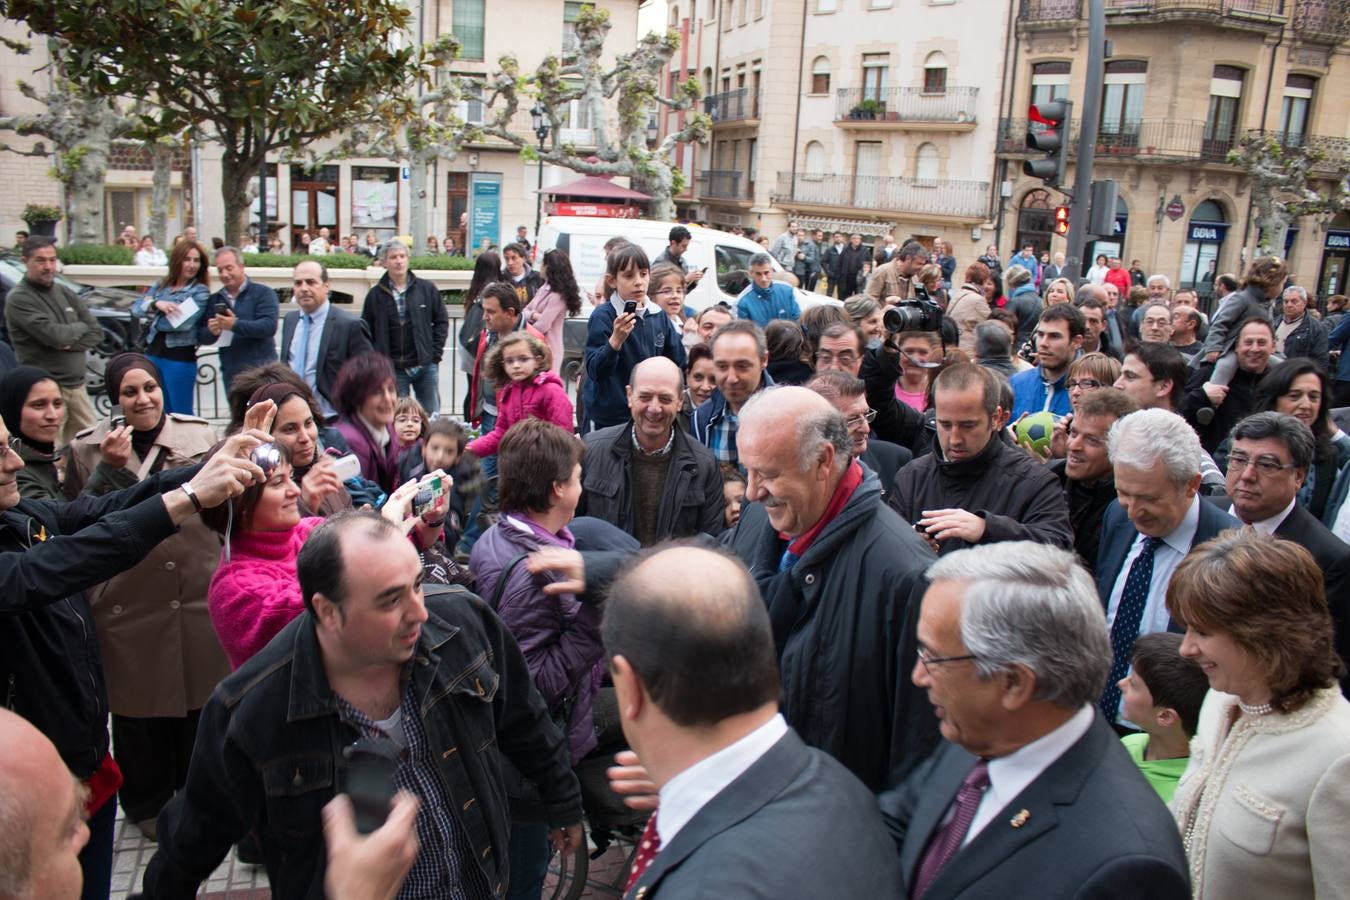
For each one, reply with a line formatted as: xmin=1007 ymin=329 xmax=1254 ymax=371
xmin=986 ymin=704 xmax=1094 ymax=801
xmin=1158 ymin=494 xmax=1202 ymax=556
xmin=1250 ymin=496 xmax=1297 ymax=535
xmin=656 ymin=714 xmax=788 ymax=847
xmin=609 ymin=293 xmax=663 ymax=317
xmin=226 ymin=277 xmax=249 ymax=300
xmin=305 ymin=300 xmax=331 ymax=324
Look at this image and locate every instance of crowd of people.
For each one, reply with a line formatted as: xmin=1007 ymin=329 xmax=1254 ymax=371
xmin=1 ymin=223 xmax=1348 ymax=900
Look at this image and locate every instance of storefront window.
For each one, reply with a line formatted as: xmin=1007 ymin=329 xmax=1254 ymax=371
xmin=351 ymin=166 xmax=400 ymax=242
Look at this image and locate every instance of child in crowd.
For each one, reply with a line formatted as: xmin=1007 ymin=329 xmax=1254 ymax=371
xmin=400 ymin=417 xmax=481 ymax=557
xmin=394 ymin=396 xmax=429 ymax=457
xmin=1117 ymin=632 xmax=1209 ymax=803
xmin=722 ymin=465 xmax=746 ymax=531
xmin=581 ymin=242 xmax=686 ymax=432
xmin=465 ymin=333 xmax=574 ymax=460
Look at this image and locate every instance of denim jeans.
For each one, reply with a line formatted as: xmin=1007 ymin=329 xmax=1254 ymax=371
xmin=396 ymin=363 xmax=440 ymax=417
xmin=148 ymin=354 xmax=198 ymax=415
xmin=505 ymin=821 xmax=551 ymax=900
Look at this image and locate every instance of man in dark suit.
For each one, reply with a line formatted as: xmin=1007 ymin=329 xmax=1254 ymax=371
xmin=1095 ymin=409 xmax=1238 ymax=724
xmin=1223 ymin=412 xmax=1350 ymax=694
xmin=281 ymin=260 xmax=372 ymax=420
xmin=878 ymin=541 xmax=1190 ymax=900
xmin=605 ymin=545 xmax=902 ymax=900
xmin=196 ymin=247 xmax=279 ymax=392
xmin=806 ymin=370 xmax=912 ymax=506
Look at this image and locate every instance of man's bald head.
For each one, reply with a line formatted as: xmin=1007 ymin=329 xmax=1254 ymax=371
xmin=628 ymin=355 xmax=683 ymax=392
xmin=0 ymin=710 xmax=88 ymax=900
xmin=603 ymin=544 xmax=779 ymax=727
xmin=740 ymin=385 xmax=852 ymax=475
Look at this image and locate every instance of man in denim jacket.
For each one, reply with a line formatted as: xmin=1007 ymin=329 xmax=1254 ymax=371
xmin=141 ymin=512 xmax=582 ymax=899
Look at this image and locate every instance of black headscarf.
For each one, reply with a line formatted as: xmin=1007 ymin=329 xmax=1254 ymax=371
xmin=104 ymin=352 xmax=166 ymax=459
xmin=0 ymin=365 xmax=60 ymax=453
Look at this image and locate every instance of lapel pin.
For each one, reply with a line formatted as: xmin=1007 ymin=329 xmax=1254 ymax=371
xmin=1010 ymin=809 xmax=1030 ymax=828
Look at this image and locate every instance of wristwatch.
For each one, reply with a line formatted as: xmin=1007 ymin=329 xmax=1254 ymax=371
xmin=179 ymin=482 xmax=204 ymax=514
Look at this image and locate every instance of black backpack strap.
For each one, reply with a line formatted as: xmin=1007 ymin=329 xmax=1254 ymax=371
xmin=488 ymin=553 xmax=529 ymax=612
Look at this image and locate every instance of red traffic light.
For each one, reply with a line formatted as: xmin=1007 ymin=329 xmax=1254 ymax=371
xmin=1053 ymin=206 xmax=1070 ymax=236
xmin=1029 ymin=100 xmax=1070 ymax=126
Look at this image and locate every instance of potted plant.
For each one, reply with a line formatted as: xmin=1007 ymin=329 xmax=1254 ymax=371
xmin=21 ymin=203 xmax=62 ymax=238
xmin=857 ymin=98 xmax=883 ymax=119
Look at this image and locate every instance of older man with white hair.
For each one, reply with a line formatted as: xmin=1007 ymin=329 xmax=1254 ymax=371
xmin=361 ymin=239 xmax=449 ymax=415
xmin=1274 ymin=284 xmax=1329 ymax=369
xmin=878 ymin=541 xmax=1189 ymax=899
xmin=724 ymin=385 xmax=939 ymax=788
xmin=1093 ymin=409 xmax=1238 ymax=723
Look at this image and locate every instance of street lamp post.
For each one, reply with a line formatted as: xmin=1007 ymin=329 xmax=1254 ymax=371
xmin=530 ymin=103 xmax=551 ymax=247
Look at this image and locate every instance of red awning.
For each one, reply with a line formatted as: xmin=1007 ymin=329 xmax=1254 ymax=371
xmin=540 ymin=174 xmax=652 ymax=201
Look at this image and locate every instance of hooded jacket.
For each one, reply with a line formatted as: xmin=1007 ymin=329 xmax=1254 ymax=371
xmin=465 ymin=370 xmax=574 ymax=459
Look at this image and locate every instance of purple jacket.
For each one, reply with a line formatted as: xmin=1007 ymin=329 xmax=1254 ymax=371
xmin=335 ymin=416 xmax=401 ymax=493
xmin=469 ymin=514 xmax=602 ymax=763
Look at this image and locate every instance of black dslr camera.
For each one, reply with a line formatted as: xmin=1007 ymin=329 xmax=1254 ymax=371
xmin=883 ymin=293 xmax=943 ymax=334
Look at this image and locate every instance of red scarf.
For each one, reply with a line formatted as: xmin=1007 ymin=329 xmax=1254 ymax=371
xmin=782 ymin=460 xmax=863 ymax=558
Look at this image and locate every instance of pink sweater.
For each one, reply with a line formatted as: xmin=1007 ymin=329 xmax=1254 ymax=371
xmin=466 ymin=370 xmax=575 ymax=458
xmin=208 ymin=517 xmax=324 ymax=670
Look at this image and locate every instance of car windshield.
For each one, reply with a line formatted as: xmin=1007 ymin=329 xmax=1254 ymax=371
xmin=0 ymin=256 xmax=89 ymax=295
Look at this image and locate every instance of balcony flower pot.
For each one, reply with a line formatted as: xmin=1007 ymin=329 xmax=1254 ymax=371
xmin=884 ymin=111 xmax=900 ymax=121
xmin=21 ymin=203 xmax=62 ymax=238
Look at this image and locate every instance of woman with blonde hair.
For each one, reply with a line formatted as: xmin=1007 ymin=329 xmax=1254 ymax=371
xmin=1065 ymin=352 xmax=1122 ymax=416
xmin=1167 ymin=530 xmax=1350 ymax=899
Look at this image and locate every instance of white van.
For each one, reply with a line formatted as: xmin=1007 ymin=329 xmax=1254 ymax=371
xmin=534 ymin=216 xmax=840 ymax=314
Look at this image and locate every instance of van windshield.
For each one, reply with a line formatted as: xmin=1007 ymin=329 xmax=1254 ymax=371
xmin=715 ymin=244 xmax=756 ymax=295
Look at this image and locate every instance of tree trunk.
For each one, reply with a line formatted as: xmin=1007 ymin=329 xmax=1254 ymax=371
xmin=149 ymin=143 xmax=173 ymax=244
xmin=219 ymin=151 xmax=254 ymax=247
xmin=64 ymin=139 xmax=109 ymax=245
xmin=409 ymin=155 xmax=427 ymax=255
xmin=633 ymin=169 xmax=674 ymax=221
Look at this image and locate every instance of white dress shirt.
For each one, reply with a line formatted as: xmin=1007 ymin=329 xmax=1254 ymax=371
xmin=608 ymin=293 xmax=664 ymax=318
xmin=1105 ymin=494 xmax=1200 ymax=637
xmin=656 ymin=714 xmax=789 ymax=847
xmin=1247 ymin=497 xmax=1296 ymax=535
xmin=289 ymin=300 xmax=333 ymax=418
xmin=964 ymin=704 xmax=1095 ymax=846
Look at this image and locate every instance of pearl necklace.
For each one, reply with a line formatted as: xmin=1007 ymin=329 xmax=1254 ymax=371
xmin=1238 ymin=699 xmax=1274 ymax=716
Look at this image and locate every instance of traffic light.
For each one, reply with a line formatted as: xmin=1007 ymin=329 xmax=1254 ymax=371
xmin=1053 ymin=205 xmax=1070 ymax=236
xmin=1024 ymin=100 xmax=1073 ymax=188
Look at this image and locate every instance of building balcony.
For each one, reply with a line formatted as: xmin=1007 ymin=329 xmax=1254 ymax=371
xmin=1020 ymin=0 xmax=1288 ymax=27
xmin=1019 ymin=0 xmax=1083 ymax=25
xmin=697 ymin=169 xmax=755 ymax=201
xmin=1291 ymin=0 xmax=1350 ymax=43
xmin=773 ymin=172 xmax=990 ymax=220
xmin=833 ymin=87 xmax=979 ymax=131
xmin=704 ymin=89 xmax=758 ymax=125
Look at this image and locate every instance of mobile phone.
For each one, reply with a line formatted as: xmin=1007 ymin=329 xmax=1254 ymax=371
xmin=623 ymin=300 xmax=638 ymax=315
xmin=330 ymin=453 xmax=362 ymax=482
xmin=339 ymin=742 xmax=398 ymax=834
xmin=109 ymin=404 xmax=127 ymax=430
xmin=412 ymin=475 xmax=446 ymax=518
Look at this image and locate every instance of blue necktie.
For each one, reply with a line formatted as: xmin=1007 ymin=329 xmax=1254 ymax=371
xmin=1100 ymin=536 xmax=1162 ymax=719
xmin=293 ymin=313 xmax=311 ymax=378
xmin=778 ymin=547 xmax=799 ymax=573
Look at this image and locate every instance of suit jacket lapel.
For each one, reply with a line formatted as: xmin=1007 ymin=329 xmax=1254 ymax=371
xmin=282 ymin=312 xmax=296 ymax=361
xmin=635 ymin=731 xmax=811 ymax=896
xmin=899 ymin=743 xmax=973 ymax=885
xmin=1095 ymin=507 xmax=1137 ymax=609
xmin=316 ymin=309 xmax=336 ymax=365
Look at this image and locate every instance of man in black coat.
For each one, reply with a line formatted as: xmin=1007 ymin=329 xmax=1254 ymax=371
xmin=889 ymin=363 xmax=1073 ymax=556
xmin=578 ymin=357 xmax=724 ymax=545
xmin=361 ymin=240 xmax=450 ymax=415
xmin=1184 ymin=317 xmax=1273 ymax=451
xmin=822 ymin=232 xmax=847 ymax=299
xmin=836 ymin=233 xmax=869 ymax=299
xmin=1223 ymin=412 xmax=1350 ymax=695
xmin=281 ymin=260 xmax=374 ymax=420
xmin=879 ymin=541 xmax=1189 ymax=900
xmin=723 ymin=386 xmax=938 ymax=790
xmin=0 ymin=429 xmax=271 ymax=899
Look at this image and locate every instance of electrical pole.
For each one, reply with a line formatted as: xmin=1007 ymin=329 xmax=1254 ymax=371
xmin=1062 ymin=0 xmax=1105 ymax=282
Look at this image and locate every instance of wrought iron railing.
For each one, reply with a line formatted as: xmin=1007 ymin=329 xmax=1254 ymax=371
xmin=703 ymin=88 xmax=755 ymax=124
xmin=698 ymin=170 xmax=752 ymax=200
xmin=774 ymin=172 xmax=990 ymax=219
xmin=1103 ymin=0 xmax=1286 ymax=18
xmin=1291 ymin=0 xmax=1350 ymax=41
xmin=833 ymin=86 xmax=979 ymax=124
xmin=1019 ymin=0 xmax=1084 ymax=21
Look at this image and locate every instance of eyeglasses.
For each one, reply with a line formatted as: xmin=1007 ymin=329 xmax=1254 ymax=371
xmin=815 ymin=351 xmax=859 ymax=366
xmin=652 ymin=288 xmax=685 ymax=297
xmin=0 ymin=436 xmax=21 ymax=461
xmin=917 ymin=646 xmax=980 ymax=675
xmin=1226 ymin=451 xmax=1298 ymax=477
xmin=1065 ymin=379 xmax=1102 ymax=391
xmin=393 ymin=415 xmax=422 ymax=425
xmin=844 ymin=408 xmax=877 ymax=429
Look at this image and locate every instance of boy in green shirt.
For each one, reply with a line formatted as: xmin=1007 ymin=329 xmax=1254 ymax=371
xmin=1116 ymin=632 xmax=1208 ymax=803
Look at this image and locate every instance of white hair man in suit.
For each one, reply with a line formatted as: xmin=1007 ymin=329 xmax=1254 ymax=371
xmin=878 ymin=541 xmax=1190 ymax=899
xmin=281 ymin=260 xmax=373 ymax=420
xmin=605 ymin=544 xmax=902 ymax=900
xmin=1224 ymin=411 xmax=1350 ymax=693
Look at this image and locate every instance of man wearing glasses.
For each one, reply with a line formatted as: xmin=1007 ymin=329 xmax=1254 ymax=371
xmin=1223 ymin=412 xmax=1349 ymax=681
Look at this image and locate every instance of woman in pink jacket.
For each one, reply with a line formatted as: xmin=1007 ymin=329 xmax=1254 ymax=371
xmin=466 ymin=332 xmax=575 ymax=459
xmin=523 ymin=248 xmax=585 ymax=376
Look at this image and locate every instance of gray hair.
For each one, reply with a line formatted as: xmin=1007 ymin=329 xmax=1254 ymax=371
xmin=927 ymin=542 xmax=1111 ymax=708
xmin=1107 ymin=408 xmax=1202 ymax=484
xmin=1282 ymin=284 xmax=1308 ymax=303
xmin=1231 ymin=411 xmax=1315 ymax=471
xmin=1074 ymin=282 xmax=1106 ymax=305
xmin=1004 ymin=264 xmax=1032 ymax=289
xmin=974 ymin=321 xmax=1011 ymax=359
xmin=749 ymin=251 xmax=774 ymax=270
xmin=741 ymin=386 xmax=851 ymax=475
xmin=1147 ymin=274 xmax=1171 ymax=290
xmin=378 ymin=238 xmax=410 ymax=262
xmin=214 ymin=245 xmax=243 ymax=267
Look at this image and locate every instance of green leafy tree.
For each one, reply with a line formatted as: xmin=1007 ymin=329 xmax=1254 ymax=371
xmin=1228 ymin=133 xmax=1350 ymax=255
xmin=8 ymin=0 xmax=426 ymax=243
xmin=474 ymin=5 xmax=708 ymax=221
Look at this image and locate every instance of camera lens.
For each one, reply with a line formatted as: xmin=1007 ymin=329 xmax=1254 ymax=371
xmin=251 ymin=443 xmax=281 ymax=477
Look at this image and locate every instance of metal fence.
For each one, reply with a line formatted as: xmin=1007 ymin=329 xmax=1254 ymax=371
xmin=703 ymin=89 xmax=754 ymax=123
xmin=833 ymin=87 xmax=979 ymax=124
xmin=698 ymin=169 xmax=752 ymax=200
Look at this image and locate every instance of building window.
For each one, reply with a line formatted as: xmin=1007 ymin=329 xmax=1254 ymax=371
xmin=862 ymin=53 xmax=889 ymax=103
xmin=816 ymin=0 xmax=837 ymax=10
xmin=803 ymin=140 xmax=826 ymax=175
xmin=351 ymin=166 xmax=399 ymax=242
xmin=870 ymin=0 xmax=894 ymax=7
xmin=1204 ymin=65 xmax=1244 ymax=161
xmin=564 ymin=1 xmax=584 ymax=55
xmin=289 ymin=165 xmax=339 ymax=249
xmin=447 ymin=173 xmax=469 ymax=249
xmin=748 ymin=138 xmax=757 ymax=192
xmin=755 ymin=0 xmax=764 ymax=16
xmin=453 ymin=0 xmax=485 ymax=61
xmin=853 ymin=141 xmax=883 ymax=208
xmin=923 ymin=52 xmax=948 ymax=94
xmin=457 ymin=78 xmax=485 ymax=124
xmin=811 ymin=57 xmax=831 ymax=94
xmin=1279 ymin=74 xmax=1316 ymax=146
xmin=916 ymin=143 xmax=939 ymax=183
xmin=1030 ymin=60 xmax=1070 ymax=107
xmin=1101 ymin=59 xmax=1147 ymax=138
